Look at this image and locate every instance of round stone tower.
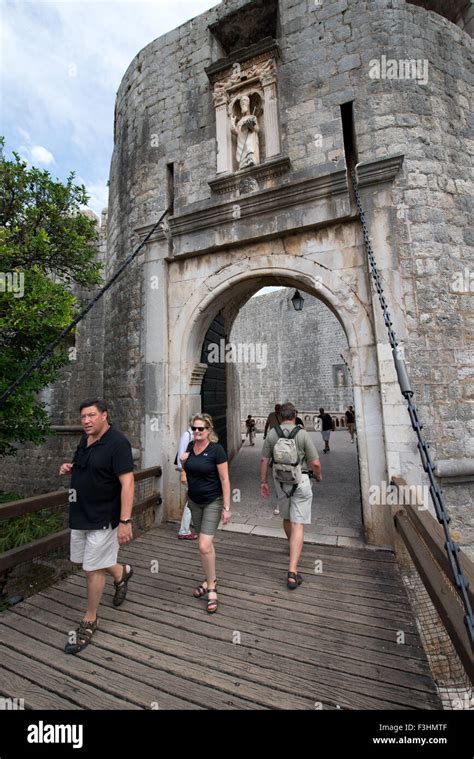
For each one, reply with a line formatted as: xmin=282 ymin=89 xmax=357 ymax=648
xmin=105 ymin=0 xmax=473 ymax=550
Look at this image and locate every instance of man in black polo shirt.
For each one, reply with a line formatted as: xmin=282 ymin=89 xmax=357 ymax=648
xmin=318 ymin=407 xmax=333 ymax=453
xmin=59 ymin=399 xmax=134 ymax=654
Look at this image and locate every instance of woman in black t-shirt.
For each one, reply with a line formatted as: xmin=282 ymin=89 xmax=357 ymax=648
xmin=180 ymin=414 xmax=231 ymax=613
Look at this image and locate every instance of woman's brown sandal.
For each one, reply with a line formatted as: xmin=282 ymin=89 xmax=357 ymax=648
xmin=206 ymin=587 xmax=218 ymax=614
xmin=193 ymin=579 xmax=216 ymax=599
xmin=193 ymin=581 xmax=207 ymax=598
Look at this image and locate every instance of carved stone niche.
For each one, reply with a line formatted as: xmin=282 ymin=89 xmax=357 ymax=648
xmin=208 ymin=51 xmax=289 ymax=196
xmin=333 ymin=364 xmax=348 ymax=388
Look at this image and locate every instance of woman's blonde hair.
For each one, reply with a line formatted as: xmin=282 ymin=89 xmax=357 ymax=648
xmin=191 ymin=413 xmax=219 ymax=443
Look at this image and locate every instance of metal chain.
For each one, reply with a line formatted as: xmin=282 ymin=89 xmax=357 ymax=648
xmin=0 ymin=207 xmax=171 ymax=407
xmin=349 ymin=164 xmax=474 ymax=646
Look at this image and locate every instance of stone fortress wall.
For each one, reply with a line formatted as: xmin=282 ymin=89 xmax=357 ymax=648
xmin=230 ymin=288 xmax=354 ymax=418
xmin=104 ymin=0 xmax=472 ymax=548
xmin=106 ymin=0 xmax=472 ymax=456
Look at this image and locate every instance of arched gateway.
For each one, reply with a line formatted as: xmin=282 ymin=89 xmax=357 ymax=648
xmin=139 ymin=233 xmax=403 ymax=548
xmin=0 ymin=0 xmax=472 ymax=713
xmin=97 ymin=0 xmax=471 ymax=555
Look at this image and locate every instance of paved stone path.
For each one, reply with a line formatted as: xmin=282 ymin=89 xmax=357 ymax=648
xmin=222 ymin=430 xmax=364 ymax=547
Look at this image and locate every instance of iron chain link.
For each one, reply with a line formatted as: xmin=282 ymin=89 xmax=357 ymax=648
xmin=350 ymin=164 xmax=473 ymax=645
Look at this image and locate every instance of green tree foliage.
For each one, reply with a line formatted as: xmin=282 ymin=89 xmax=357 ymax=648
xmin=0 ymin=138 xmax=102 ymax=456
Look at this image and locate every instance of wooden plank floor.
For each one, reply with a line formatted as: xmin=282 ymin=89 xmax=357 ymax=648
xmin=0 ymin=524 xmax=442 ymax=710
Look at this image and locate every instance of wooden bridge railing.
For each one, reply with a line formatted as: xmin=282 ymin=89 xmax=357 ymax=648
xmin=0 ymin=466 xmax=162 ymax=575
xmin=391 ymin=476 xmax=474 ymax=681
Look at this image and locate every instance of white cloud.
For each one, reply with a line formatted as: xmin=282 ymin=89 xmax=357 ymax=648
xmin=18 ymin=128 xmax=31 ymax=143
xmin=16 ymin=129 xmax=55 ymax=166
xmin=2 ymin=0 xmax=217 ymax=217
xmin=78 ymin=178 xmax=109 ymax=217
xmin=3 ymin=1 xmax=217 ymax=151
xmin=30 ymin=145 xmax=55 ymax=165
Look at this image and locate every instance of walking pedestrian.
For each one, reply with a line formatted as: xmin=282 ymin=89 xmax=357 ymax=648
xmin=263 ymin=404 xmax=282 ymax=438
xmin=245 ymin=414 xmax=256 ymax=445
xmin=318 ymin=407 xmax=333 ymax=453
xmin=180 ymin=414 xmax=231 ymax=613
xmin=59 ymin=399 xmax=134 ymax=654
xmin=295 ymin=410 xmax=305 ymax=428
xmin=345 ymin=405 xmax=355 ymax=443
xmin=175 ymin=418 xmax=198 ymax=539
xmin=260 ymin=403 xmax=321 ymax=589
xmin=265 ymin=405 xmax=282 ymax=513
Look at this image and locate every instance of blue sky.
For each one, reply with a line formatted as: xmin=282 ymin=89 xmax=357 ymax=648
xmin=1 ymin=0 xmax=218 ymax=216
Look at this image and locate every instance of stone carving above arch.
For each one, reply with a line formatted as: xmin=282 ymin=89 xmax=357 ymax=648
xmin=212 ymin=57 xmax=277 ymax=107
xmin=211 ymin=52 xmax=282 ymax=179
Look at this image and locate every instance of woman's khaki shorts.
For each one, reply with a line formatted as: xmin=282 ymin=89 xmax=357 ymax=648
xmin=188 ymin=496 xmax=224 ymax=536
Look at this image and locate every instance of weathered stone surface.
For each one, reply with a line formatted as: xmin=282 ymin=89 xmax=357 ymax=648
xmin=230 ymin=289 xmax=353 ymax=415
xmin=104 ymin=0 xmax=472 ymax=550
xmin=2 ymin=0 xmax=471 ymax=555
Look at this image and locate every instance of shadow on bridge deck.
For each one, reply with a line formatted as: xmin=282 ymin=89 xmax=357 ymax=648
xmin=0 ymin=523 xmax=442 ymax=710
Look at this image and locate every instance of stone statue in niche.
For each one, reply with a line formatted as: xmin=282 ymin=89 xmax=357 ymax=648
xmin=336 ymin=368 xmax=345 ymax=387
xmin=210 ymin=54 xmax=282 ymax=180
xmin=231 ymin=94 xmax=261 ymax=170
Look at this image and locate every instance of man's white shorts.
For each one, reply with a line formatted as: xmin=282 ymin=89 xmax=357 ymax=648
xmin=70 ymin=526 xmax=119 ymax=571
xmin=275 ymin=474 xmax=313 ymax=524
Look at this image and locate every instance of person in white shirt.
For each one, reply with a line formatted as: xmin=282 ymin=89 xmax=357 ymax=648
xmin=176 ymin=420 xmax=197 ymax=540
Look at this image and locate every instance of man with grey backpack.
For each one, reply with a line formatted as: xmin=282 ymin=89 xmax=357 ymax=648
xmin=260 ymin=402 xmax=322 ymax=589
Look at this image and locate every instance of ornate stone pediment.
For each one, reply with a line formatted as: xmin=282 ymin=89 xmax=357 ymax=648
xmin=212 ymin=57 xmax=277 ymax=107
xmin=208 ymin=156 xmax=291 ymax=196
xmin=210 ymin=51 xmax=282 ymax=183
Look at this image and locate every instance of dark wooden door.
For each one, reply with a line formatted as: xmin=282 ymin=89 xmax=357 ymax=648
xmin=201 ymin=313 xmax=227 ymax=451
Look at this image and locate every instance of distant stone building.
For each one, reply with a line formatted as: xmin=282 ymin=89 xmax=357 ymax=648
xmin=230 ymin=288 xmax=353 ymax=416
xmin=1 ymin=0 xmax=472 ymax=555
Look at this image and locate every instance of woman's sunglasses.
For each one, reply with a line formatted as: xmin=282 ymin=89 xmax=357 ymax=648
xmin=191 ymin=426 xmax=208 ymax=432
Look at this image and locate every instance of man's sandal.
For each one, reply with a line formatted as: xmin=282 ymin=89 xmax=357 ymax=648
xmin=113 ymin=564 xmax=133 ymax=607
xmin=287 ymin=572 xmax=303 ymax=590
xmin=206 ymin=587 xmax=218 ymax=614
xmin=193 ymin=579 xmax=216 ymax=598
xmin=64 ymin=618 xmax=98 ymax=654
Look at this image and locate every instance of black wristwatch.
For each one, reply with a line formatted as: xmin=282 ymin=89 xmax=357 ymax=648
xmin=120 ymin=518 xmax=132 ymax=525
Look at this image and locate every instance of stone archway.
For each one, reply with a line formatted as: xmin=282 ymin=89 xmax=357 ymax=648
xmin=161 ymin=251 xmax=394 ymax=547
xmin=200 ymin=312 xmax=228 ymax=451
